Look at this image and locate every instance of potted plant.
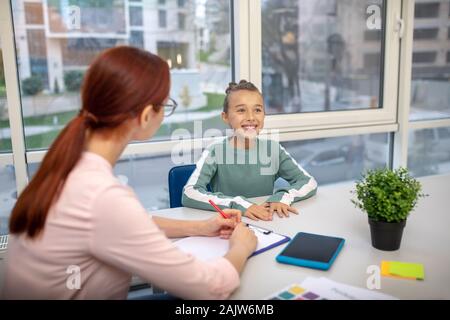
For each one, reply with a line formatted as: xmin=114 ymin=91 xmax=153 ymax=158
xmin=351 ymin=167 xmax=427 ymax=251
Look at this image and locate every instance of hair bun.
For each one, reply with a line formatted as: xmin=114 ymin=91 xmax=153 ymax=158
xmin=225 ymin=82 xmax=237 ymax=94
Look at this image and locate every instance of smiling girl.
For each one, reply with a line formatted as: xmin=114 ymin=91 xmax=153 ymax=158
xmin=182 ymin=80 xmax=318 ymax=221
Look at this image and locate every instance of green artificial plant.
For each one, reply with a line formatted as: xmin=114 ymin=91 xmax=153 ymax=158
xmin=351 ymin=167 xmax=427 ymax=223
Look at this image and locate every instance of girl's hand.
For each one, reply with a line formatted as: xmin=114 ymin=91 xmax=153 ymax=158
xmin=263 ymin=202 xmax=298 ymax=218
xmin=244 ymin=204 xmax=272 ymax=221
xmin=201 ymin=209 xmax=241 ymax=239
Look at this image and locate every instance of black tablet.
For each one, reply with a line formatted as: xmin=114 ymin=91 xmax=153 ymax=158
xmin=276 ymin=232 xmax=345 ymax=270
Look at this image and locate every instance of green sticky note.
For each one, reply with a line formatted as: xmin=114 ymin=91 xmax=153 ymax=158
xmin=388 ymin=261 xmax=425 ymax=280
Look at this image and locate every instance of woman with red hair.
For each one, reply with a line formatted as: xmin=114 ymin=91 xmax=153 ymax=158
xmin=2 ymin=46 xmax=256 ymax=299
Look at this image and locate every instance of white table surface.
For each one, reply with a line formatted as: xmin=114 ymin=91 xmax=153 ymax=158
xmin=152 ymin=173 xmax=450 ymax=300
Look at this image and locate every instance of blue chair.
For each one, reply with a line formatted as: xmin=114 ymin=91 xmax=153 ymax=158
xmin=168 ymin=164 xmax=197 ymax=208
xmin=168 ymin=164 xmax=212 ymax=208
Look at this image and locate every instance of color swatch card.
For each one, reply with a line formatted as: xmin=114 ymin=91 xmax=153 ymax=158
xmin=265 ymin=283 xmax=325 ymax=300
xmin=265 ymin=277 xmax=398 ymax=300
xmin=381 ymin=261 xmax=425 ymax=280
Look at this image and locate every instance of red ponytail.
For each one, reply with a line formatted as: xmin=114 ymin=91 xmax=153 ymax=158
xmin=9 ymin=46 xmax=170 ymax=238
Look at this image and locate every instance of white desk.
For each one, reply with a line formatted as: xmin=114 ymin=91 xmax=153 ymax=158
xmin=153 ymin=173 xmax=450 ymax=300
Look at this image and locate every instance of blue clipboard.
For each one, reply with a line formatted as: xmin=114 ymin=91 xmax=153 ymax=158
xmin=246 ymin=224 xmax=291 ymax=257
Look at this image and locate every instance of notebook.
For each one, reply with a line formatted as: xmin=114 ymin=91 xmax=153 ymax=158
xmin=174 ymin=224 xmax=290 ymax=261
xmin=276 ymin=232 xmax=345 ymax=270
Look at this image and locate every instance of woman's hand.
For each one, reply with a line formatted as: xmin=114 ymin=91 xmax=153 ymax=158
xmin=244 ymin=204 xmax=272 ymax=221
xmin=263 ymin=202 xmax=298 ymax=218
xmin=200 ymin=209 xmax=241 ymax=239
xmin=229 ymin=223 xmax=257 ymax=258
xmin=224 ymin=223 xmax=257 ymax=273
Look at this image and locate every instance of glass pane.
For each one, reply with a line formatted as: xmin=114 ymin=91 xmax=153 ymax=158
xmin=261 ymin=0 xmax=384 ymax=114
xmin=408 ymin=127 xmax=450 ymax=177
xmin=0 ymin=165 xmax=17 ymax=236
xmin=11 ymin=0 xmax=231 ymax=149
xmin=0 ymin=38 xmax=12 ymax=153
xmin=410 ymin=0 xmax=450 ymax=121
xmin=281 ymin=133 xmax=390 ymax=185
xmin=28 ymin=153 xmax=195 ymax=212
xmin=115 ymin=154 xmax=177 ymax=211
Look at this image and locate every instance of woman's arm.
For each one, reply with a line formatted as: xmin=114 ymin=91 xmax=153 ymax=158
xmin=90 ymin=186 xmax=245 ymax=299
xmin=152 ymin=216 xmax=204 ymax=238
xmin=152 ymin=209 xmax=240 ymax=238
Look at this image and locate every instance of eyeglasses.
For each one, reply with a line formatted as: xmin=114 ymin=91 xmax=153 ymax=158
xmin=162 ymin=98 xmax=178 ymax=117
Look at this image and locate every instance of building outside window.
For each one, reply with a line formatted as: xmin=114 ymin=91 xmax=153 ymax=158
xmin=410 ymin=0 xmax=450 ymax=121
xmin=178 ymin=13 xmax=186 ymax=30
xmin=129 ymin=6 xmax=143 ymax=26
xmin=0 ymin=42 xmax=17 ymax=236
xmin=10 ymin=0 xmax=231 ymax=151
xmin=262 ymin=0 xmax=385 ymax=114
xmin=158 ymin=9 xmax=167 ymax=28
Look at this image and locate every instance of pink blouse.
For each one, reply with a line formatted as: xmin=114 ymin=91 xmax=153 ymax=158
xmin=2 ymin=152 xmax=239 ymax=299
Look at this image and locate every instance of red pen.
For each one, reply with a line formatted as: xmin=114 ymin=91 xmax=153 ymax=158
xmin=208 ymin=199 xmax=230 ymax=219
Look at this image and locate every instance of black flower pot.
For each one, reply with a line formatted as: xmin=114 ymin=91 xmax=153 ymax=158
xmin=368 ymin=218 xmax=406 ymax=251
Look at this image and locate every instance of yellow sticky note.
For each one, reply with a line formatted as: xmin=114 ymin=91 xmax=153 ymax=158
xmin=381 ymin=261 xmax=416 ymax=280
xmin=381 ymin=261 xmax=391 ymax=277
xmin=389 ymin=261 xmax=425 ymax=280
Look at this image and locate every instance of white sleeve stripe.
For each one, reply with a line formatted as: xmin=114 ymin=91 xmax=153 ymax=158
xmin=184 ymin=138 xmax=253 ymax=209
xmin=184 ymin=183 xmax=253 ymax=209
xmin=278 ymin=145 xmax=318 ymax=204
xmin=186 ymin=137 xmax=227 ymax=187
xmin=184 ymin=185 xmax=233 ymax=207
xmin=279 ymin=178 xmax=317 ymax=205
xmin=279 ymin=144 xmax=312 ymax=178
xmin=186 ymin=148 xmax=210 ymax=187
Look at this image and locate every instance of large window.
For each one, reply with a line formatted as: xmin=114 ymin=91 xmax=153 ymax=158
xmin=0 ymin=164 xmax=16 ymax=236
xmin=410 ymin=0 xmax=450 ymax=121
xmin=282 ymin=133 xmax=390 ymax=185
xmin=28 ymin=154 xmax=187 ymax=212
xmin=11 ymin=0 xmax=232 ymax=149
xmin=408 ymin=127 xmax=450 ymax=177
xmin=0 ymin=40 xmax=16 ymax=236
xmin=1 ymin=0 xmax=449 ymax=241
xmin=0 ymin=41 xmax=11 ymax=152
xmin=261 ymin=0 xmax=385 ymax=114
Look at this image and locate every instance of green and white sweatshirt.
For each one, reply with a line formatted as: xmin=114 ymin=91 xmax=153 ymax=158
xmin=182 ymin=137 xmax=317 ymax=213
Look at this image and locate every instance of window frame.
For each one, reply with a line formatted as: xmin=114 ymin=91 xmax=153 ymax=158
xmin=0 ymin=0 xmax=449 ymax=198
xmin=250 ymin=0 xmax=401 ymax=132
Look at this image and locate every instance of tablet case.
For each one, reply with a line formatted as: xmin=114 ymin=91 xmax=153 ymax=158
xmin=276 ymin=232 xmax=345 ymax=270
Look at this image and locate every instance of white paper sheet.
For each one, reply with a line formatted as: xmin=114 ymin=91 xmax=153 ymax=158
xmin=300 ymin=277 xmax=398 ymax=300
xmin=173 ymin=225 xmax=287 ymax=261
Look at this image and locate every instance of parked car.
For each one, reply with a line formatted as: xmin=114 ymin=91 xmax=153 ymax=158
xmin=364 ymin=127 xmax=450 ymax=176
xmin=281 ymin=138 xmax=365 ymax=185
